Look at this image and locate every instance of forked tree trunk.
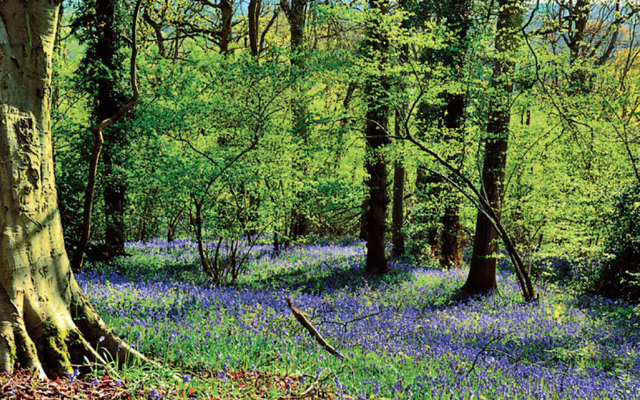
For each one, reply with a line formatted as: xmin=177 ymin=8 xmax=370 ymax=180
xmin=0 ymin=0 xmax=145 ymax=378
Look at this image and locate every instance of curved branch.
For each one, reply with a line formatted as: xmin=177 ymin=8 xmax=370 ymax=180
xmin=401 ymin=133 xmax=535 ymax=302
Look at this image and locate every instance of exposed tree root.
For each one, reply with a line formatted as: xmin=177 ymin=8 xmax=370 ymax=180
xmin=0 ymin=0 xmax=150 ymax=380
xmin=0 ymin=276 xmax=153 ymax=380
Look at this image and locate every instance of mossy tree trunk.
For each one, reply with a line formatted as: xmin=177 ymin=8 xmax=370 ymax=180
xmin=0 ymin=0 xmax=144 ymax=378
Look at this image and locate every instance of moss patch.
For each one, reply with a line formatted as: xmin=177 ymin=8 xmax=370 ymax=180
xmin=40 ymin=320 xmax=73 ymax=376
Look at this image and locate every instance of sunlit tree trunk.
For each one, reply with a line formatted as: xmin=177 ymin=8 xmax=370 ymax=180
xmin=363 ymin=0 xmax=391 ymax=275
xmin=0 ymin=0 xmax=144 ymax=377
xmin=463 ymin=0 xmax=522 ymax=294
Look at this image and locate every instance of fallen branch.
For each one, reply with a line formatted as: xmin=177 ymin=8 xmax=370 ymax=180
xmin=285 ymin=297 xmax=344 ymax=359
xmin=316 ymin=310 xmax=382 ymax=332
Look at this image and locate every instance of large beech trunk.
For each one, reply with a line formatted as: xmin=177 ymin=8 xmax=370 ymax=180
xmin=0 ymin=0 xmax=144 ymax=378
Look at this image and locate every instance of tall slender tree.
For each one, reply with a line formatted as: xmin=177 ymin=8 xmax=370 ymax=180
xmin=73 ymin=0 xmax=130 ymax=258
xmin=463 ymin=0 xmax=523 ymax=294
xmin=282 ymin=0 xmax=310 ymax=240
xmin=416 ymin=0 xmax=472 ymax=268
xmin=363 ymin=0 xmax=391 ymax=275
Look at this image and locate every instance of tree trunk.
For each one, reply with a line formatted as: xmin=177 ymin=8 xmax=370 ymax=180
xmin=219 ymin=0 xmax=233 ymax=54
xmin=363 ymin=0 xmax=391 ymax=275
xmin=248 ymin=0 xmax=260 ymax=57
xmin=463 ymin=0 xmax=522 ymax=295
xmin=391 ymin=106 xmax=405 ymax=259
xmin=94 ymin=0 xmax=127 ymax=257
xmin=418 ymin=0 xmax=471 ymax=268
xmin=0 ymin=0 xmax=145 ymax=377
xmin=439 ymin=89 xmax=466 ymax=268
xmin=440 ymin=202 xmax=463 ymax=267
xmin=283 ymin=0 xmax=310 ymax=241
xmin=391 ymin=161 xmax=405 ymax=258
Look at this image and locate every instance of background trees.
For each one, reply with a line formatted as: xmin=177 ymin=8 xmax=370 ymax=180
xmin=49 ymin=0 xmax=640 ymax=297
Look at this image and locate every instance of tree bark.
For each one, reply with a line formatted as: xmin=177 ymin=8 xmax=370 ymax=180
xmin=248 ymin=0 xmax=260 ymax=57
xmin=219 ymin=0 xmax=233 ymax=54
xmin=440 ymin=202 xmax=463 ymax=267
xmin=463 ymin=0 xmax=522 ymax=295
xmin=0 ymin=0 xmax=145 ymax=378
xmin=391 ymin=161 xmax=405 ymax=258
xmin=418 ymin=0 xmax=471 ymax=268
xmin=363 ymin=0 xmax=391 ymax=275
xmin=391 ymin=103 xmax=406 ymax=258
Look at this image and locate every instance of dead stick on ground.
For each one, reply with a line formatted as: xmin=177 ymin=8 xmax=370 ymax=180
xmin=285 ymin=297 xmax=344 ymax=359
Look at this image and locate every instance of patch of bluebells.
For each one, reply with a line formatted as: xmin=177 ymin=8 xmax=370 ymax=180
xmin=76 ymin=239 xmax=640 ymax=399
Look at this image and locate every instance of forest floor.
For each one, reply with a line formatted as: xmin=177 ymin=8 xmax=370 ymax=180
xmin=4 ymin=239 xmax=639 ymax=399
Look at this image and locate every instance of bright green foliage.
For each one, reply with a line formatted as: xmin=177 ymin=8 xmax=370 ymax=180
xmin=599 ymin=183 xmax=640 ymax=301
xmin=50 ymin=0 xmax=640 ymax=299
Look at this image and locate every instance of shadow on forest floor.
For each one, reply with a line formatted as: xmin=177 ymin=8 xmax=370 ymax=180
xmin=237 ymin=255 xmax=418 ymax=296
